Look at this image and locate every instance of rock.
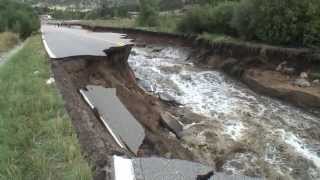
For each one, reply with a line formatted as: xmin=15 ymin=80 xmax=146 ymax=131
xmin=276 ymin=61 xmax=287 ymax=71
xmin=151 ymin=47 xmax=164 ymax=53
xmin=46 ymin=77 xmax=55 ymax=85
xmin=294 ymin=78 xmax=311 ymax=87
xmin=138 ymin=80 xmax=154 ymax=92
xmin=312 ymin=79 xmax=320 ymax=84
xmin=181 ymin=74 xmax=192 ymax=81
xmin=159 ymin=65 xmax=182 ymax=74
xmin=158 ymin=92 xmax=181 ymax=105
xmin=300 ymin=72 xmax=308 ymax=79
xmin=221 ymin=58 xmax=239 ymax=74
xmin=131 ymin=50 xmax=137 ymax=56
xmin=282 ymin=67 xmax=295 ymax=75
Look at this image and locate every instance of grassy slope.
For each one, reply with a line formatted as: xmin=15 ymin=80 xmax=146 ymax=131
xmin=79 ymin=15 xmax=181 ymax=33
xmin=79 ymin=17 xmax=235 ymax=43
xmin=0 ymin=35 xmax=92 ymax=180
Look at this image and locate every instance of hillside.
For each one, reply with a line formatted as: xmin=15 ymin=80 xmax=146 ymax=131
xmin=23 ymin=0 xmax=139 ymax=8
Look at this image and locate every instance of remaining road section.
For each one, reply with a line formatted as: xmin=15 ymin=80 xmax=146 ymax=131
xmin=41 ymin=24 xmax=133 ymax=58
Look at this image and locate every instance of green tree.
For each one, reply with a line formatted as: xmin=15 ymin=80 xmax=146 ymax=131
xmin=0 ymin=0 xmax=39 ymax=38
xmin=231 ymin=0 xmax=320 ymax=47
xmin=137 ymin=0 xmax=160 ymax=26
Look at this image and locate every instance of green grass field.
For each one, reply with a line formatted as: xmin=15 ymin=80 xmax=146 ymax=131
xmin=79 ymin=15 xmax=181 ymax=33
xmin=0 ymin=35 xmax=92 ymax=180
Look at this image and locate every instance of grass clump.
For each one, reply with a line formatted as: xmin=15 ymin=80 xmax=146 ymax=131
xmin=198 ymin=32 xmax=238 ymax=43
xmin=80 ymin=18 xmax=136 ymax=28
xmin=0 ymin=32 xmax=19 ymax=53
xmin=0 ymin=36 xmax=92 ymax=180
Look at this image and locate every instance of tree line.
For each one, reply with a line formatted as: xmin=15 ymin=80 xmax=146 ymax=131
xmin=0 ymin=0 xmax=39 ymax=39
xmin=177 ymin=0 xmax=320 ymax=47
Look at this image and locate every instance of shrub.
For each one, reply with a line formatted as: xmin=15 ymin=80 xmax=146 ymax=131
xmin=209 ymin=1 xmax=237 ymax=35
xmin=137 ymin=0 xmax=160 ymax=27
xmin=303 ymin=0 xmax=320 ymax=47
xmin=231 ymin=0 xmax=320 ymax=47
xmin=229 ymin=0 xmax=257 ymax=39
xmin=177 ymin=2 xmax=237 ymax=35
xmin=177 ymin=5 xmax=212 ymax=33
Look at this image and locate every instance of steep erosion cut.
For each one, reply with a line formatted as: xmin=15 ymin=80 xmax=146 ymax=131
xmin=51 ymin=45 xmax=194 ymax=180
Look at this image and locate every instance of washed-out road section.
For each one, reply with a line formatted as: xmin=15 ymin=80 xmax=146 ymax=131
xmin=40 ymin=24 xmax=132 ymax=58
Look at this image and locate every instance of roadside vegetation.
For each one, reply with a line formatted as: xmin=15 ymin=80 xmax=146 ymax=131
xmin=74 ymin=0 xmax=319 ymax=48
xmin=0 ymin=32 xmax=19 ymax=53
xmin=178 ymin=0 xmax=320 ymax=47
xmin=0 ymin=0 xmax=39 ymax=39
xmin=0 ymin=36 xmax=92 ymax=180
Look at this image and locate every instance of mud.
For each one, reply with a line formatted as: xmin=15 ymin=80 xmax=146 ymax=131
xmin=50 ymin=46 xmax=194 ymax=180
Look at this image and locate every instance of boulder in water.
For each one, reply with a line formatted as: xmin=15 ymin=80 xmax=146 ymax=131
xmin=294 ymin=78 xmax=311 ymax=87
xmin=138 ymin=79 xmax=154 ymax=92
xmin=312 ymin=79 xmax=320 ymax=84
xmin=158 ymin=92 xmax=181 ymax=105
xmin=300 ymin=72 xmax=308 ymax=79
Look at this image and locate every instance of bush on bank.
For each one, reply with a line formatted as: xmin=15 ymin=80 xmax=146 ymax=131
xmin=137 ymin=0 xmax=160 ymax=26
xmin=178 ymin=2 xmax=236 ymax=35
xmin=178 ymin=0 xmax=320 ymax=47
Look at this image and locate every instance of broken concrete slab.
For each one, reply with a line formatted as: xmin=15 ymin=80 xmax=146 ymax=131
xmin=132 ymin=157 xmax=214 ymax=180
xmin=113 ymin=156 xmax=263 ymax=180
xmin=80 ymin=85 xmax=145 ymax=155
xmin=160 ymin=112 xmax=183 ymax=138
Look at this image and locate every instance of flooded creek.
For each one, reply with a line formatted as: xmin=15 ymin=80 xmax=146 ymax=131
xmin=128 ymin=45 xmax=320 ymax=179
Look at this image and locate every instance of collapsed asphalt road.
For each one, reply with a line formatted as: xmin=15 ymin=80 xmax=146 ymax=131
xmin=41 ymin=24 xmax=264 ymax=180
xmin=41 ymin=24 xmax=132 ymax=58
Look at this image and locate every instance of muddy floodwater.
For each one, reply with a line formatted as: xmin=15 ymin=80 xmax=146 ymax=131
xmin=128 ymin=46 xmax=320 ymax=179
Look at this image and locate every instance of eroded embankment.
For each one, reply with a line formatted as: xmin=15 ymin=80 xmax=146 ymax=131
xmin=72 ymin=23 xmax=320 ymax=110
xmin=50 ymin=45 xmax=194 ymax=180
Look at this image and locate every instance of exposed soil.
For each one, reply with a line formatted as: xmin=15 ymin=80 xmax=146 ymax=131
xmin=243 ymin=69 xmax=320 ymax=109
xmin=51 ymin=46 xmax=194 ymax=180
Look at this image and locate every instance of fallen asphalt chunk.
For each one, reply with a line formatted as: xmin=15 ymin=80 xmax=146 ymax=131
xmin=160 ymin=112 xmax=184 ymax=138
xmin=80 ymin=85 xmax=145 ymax=155
xmin=113 ymin=156 xmax=263 ymax=180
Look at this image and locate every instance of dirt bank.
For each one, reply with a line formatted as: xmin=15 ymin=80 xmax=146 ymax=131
xmin=50 ymin=46 xmax=194 ymax=180
xmin=198 ymin=54 xmax=320 ymax=110
xmin=65 ymin=23 xmax=320 ymax=110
